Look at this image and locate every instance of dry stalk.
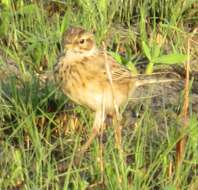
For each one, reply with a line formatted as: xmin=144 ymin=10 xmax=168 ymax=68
xmin=168 ymin=159 xmax=173 ymax=178
xmin=175 ymin=27 xmax=197 ymax=169
xmin=102 ymin=42 xmax=122 ymax=151
xmin=176 ymin=36 xmax=191 ymax=168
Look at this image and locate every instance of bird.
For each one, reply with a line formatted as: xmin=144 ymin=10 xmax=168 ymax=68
xmin=54 ymin=26 xmax=177 ymax=155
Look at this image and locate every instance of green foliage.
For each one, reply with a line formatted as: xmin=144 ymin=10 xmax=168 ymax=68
xmin=164 ymin=185 xmax=177 ymax=190
xmin=142 ymin=41 xmax=187 ymax=74
xmin=0 ymin=0 xmax=197 ymax=189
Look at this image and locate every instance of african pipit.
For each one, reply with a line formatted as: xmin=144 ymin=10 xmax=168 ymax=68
xmin=54 ymin=27 xmax=176 ymax=155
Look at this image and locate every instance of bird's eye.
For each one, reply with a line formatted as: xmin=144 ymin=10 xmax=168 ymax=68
xmin=79 ymin=39 xmax=85 ymax=44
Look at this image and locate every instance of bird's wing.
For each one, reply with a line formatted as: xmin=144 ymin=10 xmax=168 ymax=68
xmin=106 ymin=55 xmax=132 ymax=83
xmin=79 ymin=51 xmax=133 ymax=84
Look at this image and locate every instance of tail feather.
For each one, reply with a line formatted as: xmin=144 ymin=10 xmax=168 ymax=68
xmin=135 ymin=78 xmax=179 ymax=87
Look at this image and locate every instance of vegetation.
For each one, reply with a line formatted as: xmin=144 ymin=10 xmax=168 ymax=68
xmin=0 ymin=0 xmax=197 ymax=189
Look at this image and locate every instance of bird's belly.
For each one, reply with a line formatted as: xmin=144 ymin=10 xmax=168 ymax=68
xmin=64 ymin=83 xmax=127 ymax=112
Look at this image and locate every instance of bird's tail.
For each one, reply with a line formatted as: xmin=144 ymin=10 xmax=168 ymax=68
xmin=133 ymin=72 xmax=180 ymax=87
xmin=135 ymin=78 xmax=179 ymax=87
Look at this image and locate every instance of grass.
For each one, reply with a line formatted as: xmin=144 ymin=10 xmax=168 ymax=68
xmin=0 ymin=0 xmax=198 ymax=189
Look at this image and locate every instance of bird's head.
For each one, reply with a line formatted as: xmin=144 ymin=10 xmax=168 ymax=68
xmin=62 ymin=27 xmax=97 ymax=56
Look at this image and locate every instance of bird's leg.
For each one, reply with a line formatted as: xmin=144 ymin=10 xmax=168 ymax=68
xmin=79 ymin=110 xmax=104 ymax=156
xmin=112 ymin=113 xmax=122 ymax=151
